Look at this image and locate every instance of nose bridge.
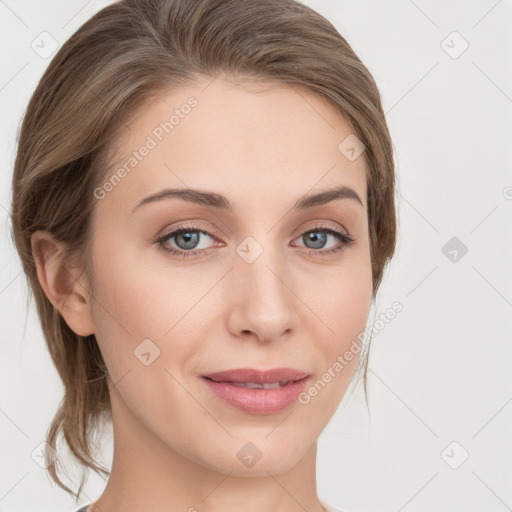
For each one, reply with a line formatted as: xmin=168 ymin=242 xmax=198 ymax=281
xmin=229 ymin=232 xmax=297 ymax=340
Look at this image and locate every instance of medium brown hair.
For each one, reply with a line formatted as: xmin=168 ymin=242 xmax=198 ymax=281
xmin=10 ymin=0 xmax=396 ymax=500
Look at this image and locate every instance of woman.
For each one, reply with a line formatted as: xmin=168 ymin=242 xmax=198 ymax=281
xmin=10 ymin=0 xmax=396 ymax=511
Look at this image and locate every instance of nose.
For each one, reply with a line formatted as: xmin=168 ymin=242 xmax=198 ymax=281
xmin=226 ymin=239 xmax=298 ymax=344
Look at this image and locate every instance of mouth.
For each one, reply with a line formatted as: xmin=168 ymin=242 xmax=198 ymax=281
xmin=202 ymin=378 xmax=298 ymax=389
xmin=199 ymin=368 xmax=310 ymax=415
xmin=201 ymin=367 xmax=310 ymax=384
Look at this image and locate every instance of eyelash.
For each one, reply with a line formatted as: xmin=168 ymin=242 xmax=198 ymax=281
xmin=155 ymin=223 xmax=355 ymax=259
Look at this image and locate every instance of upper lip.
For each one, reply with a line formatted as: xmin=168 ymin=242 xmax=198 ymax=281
xmin=201 ymin=367 xmax=310 ymax=384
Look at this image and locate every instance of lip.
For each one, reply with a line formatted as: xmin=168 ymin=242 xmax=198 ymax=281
xmin=200 ymin=367 xmax=310 ymax=415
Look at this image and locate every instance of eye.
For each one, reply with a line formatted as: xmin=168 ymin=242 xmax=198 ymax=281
xmin=155 ymin=223 xmax=355 ymax=259
xmin=156 ymin=224 xmax=220 ymax=258
xmin=292 ymin=225 xmax=354 ymax=256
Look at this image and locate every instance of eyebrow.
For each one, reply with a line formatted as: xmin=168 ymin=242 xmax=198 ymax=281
xmin=131 ymin=184 xmax=364 ymax=213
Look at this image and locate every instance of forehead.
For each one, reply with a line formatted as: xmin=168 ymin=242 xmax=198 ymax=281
xmin=98 ymin=77 xmax=367 ymax=212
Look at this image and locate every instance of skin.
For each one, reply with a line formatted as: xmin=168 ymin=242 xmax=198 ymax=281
xmin=32 ymin=76 xmax=373 ymax=512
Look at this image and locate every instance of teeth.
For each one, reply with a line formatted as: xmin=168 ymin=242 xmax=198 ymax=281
xmin=230 ymin=381 xmax=290 ymax=389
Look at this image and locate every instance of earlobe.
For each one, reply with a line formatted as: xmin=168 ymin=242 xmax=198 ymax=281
xmin=31 ymin=230 xmax=95 ymax=337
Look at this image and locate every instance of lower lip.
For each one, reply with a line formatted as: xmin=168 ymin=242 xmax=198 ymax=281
xmin=201 ymin=377 xmax=309 ymax=415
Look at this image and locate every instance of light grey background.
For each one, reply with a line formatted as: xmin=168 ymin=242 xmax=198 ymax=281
xmin=1 ymin=1 xmax=511 ymax=511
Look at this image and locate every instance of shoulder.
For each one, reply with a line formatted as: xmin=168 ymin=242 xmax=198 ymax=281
xmin=321 ymin=499 xmax=352 ymax=512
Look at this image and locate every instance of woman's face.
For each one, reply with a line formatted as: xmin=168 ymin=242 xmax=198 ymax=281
xmin=87 ymin=77 xmax=372 ymax=475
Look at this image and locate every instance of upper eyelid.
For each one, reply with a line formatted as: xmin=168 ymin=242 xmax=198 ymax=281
xmin=158 ymin=224 xmax=219 ymax=242
xmin=158 ymin=222 xmax=351 ymax=246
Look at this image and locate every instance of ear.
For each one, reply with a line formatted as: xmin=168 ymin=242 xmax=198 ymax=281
xmin=31 ymin=230 xmax=95 ymax=337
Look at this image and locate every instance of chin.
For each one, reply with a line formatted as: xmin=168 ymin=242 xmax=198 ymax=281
xmin=194 ymin=433 xmax=312 ymax=476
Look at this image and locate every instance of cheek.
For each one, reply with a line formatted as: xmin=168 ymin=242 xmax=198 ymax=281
xmin=302 ymin=252 xmax=373 ymax=339
xmin=90 ymin=237 xmax=178 ymax=336
xmin=292 ymin=265 xmax=372 ymax=429
xmin=87 ymin=239 xmax=166 ymax=371
xmin=88 ymin=239 xmax=213 ymax=374
xmin=87 ymin=249 xmax=198 ymax=420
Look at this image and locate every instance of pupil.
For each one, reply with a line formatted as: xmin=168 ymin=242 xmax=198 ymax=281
xmin=177 ymin=231 xmax=199 ymax=249
xmin=305 ymin=231 xmax=326 ymax=249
